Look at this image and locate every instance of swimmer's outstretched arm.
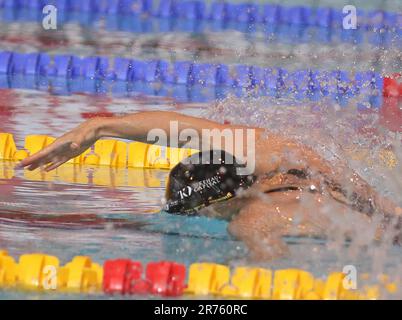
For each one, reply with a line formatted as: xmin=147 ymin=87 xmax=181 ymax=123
xmin=17 ymin=111 xmax=330 ymax=173
xmin=17 ymin=111 xmax=401 ymax=218
xmin=17 ymin=111 xmax=265 ymax=171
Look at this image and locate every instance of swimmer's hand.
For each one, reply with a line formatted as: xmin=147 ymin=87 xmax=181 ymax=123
xmin=16 ymin=119 xmax=101 ymax=171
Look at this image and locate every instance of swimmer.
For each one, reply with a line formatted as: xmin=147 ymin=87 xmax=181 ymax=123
xmin=17 ymin=111 xmax=402 ymax=260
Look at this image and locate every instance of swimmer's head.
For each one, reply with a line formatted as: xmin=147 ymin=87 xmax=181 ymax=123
xmin=164 ymin=150 xmax=256 ymax=215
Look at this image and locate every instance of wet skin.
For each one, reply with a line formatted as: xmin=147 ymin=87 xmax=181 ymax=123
xmin=203 ymin=170 xmax=384 ymax=261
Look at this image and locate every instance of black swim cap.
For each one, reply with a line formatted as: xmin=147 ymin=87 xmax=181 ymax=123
xmin=164 ymin=150 xmax=256 ymax=215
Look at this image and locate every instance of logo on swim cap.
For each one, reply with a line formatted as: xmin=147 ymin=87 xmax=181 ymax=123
xmin=178 ymin=185 xmax=193 ymax=200
xmin=192 ymin=175 xmax=221 ymax=192
xmin=164 ymin=150 xmax=256 ymax=215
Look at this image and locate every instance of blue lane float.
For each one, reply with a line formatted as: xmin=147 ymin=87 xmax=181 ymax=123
xmin=0 ymin=72 xmax=383 ymax=108
xmin=0 ymin=50 xmax=384 ymax=91
xmin=0 ymin=50 xmax=383 ymax=107
xmin=1 ymin=0 xmax=401 ymax=31
xmin=0 ymin=5 xmax=400 ymax=48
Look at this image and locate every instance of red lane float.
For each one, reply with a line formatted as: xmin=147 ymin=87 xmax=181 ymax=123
xmin=103 ymin=259 xmax=186 ymax=297
xmin=383 ymin=74 xmax=402 ymax=98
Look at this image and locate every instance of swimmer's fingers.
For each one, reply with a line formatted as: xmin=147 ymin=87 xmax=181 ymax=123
xmin=27 ymin=153 xmax=67 ymax=172
xmin=17 ymin=148 xmax=55 ymax=169
xmin=24 ymin=152 xmax=68 ymax=171
xmin=26 ymin=155 xmax=54 ymax=171
xmin=44 ymin=158 xmax=69 ymax=172
xmin=17 ymin=139 xmax=77 ymax=169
